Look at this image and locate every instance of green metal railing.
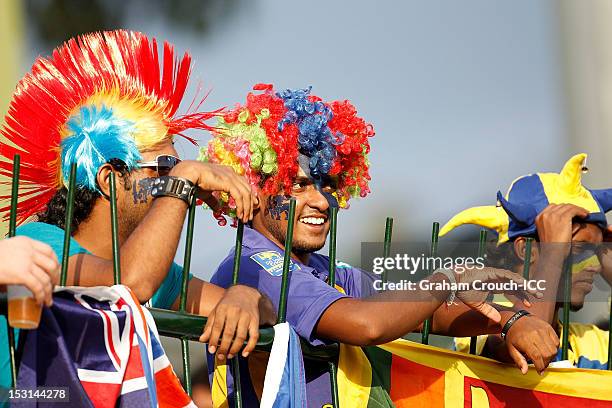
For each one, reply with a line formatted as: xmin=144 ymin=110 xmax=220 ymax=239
xmin=326 ymin=206 xmax=340 ymax=407
xmin=381 ymin=217 xmax=393 ymax=284
xmin=6 ymin=154 xmax=20 ymax=387
xmin=59 ymin=164 xmax=77 ymax=287
xmin=421 ymin=222 xmax=440 ymax=345
xmin=468 ymin=230 xmax=488 ymax=355
xmin=561 ymin=252 xmax=572 ymax=361
xmin=179 ymin=196 xmax=197 ymax=396
xmin=109 ymin=172 xmax=121 ymax=285
xmin=230 ymin=220 xmax=244 ymax=407
xmin=3 ymin=154 xmax=612 ymax=408
xmin=522 ymin=238 xmax=533 ymax=280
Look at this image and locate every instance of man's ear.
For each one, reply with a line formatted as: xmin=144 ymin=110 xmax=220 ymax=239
xmin=96 ymin=164 xmax=115 ymax=200
xmin=253 ymin=190 xmax=264 ymax=218
xmin=513 ymin=237 xmax=539 ymax=265
xmin=253 ymin=187 xmax=262 ymax=211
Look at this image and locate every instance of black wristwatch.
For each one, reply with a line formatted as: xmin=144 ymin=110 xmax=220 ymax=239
xmin=151 ymin=176 xmax=196 ymax=204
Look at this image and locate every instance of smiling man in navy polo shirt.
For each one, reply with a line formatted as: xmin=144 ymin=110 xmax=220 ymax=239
xmin=201 ymin=84 xmax=560 ymax=407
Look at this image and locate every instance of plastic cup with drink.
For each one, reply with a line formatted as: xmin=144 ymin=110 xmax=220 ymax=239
xmin=7 ymin=284 xmax=42 ymax=329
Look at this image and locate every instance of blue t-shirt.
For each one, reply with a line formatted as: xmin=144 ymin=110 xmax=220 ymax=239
xmin=207 ymin=226 xmax=377 ymax=408
xmin=0 ymin=222 xmax=189 ymax=389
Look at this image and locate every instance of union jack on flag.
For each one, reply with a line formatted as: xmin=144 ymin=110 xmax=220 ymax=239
xmin=15 ymin=285 xmax=195 ymax=408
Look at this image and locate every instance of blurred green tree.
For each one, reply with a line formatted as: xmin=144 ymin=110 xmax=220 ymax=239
xmin=26 ymin=0 xmax=241 ymax=48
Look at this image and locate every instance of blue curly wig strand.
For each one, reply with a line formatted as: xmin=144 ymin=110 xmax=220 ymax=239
xmin=276 ymin=87 xmax=344 ymax=178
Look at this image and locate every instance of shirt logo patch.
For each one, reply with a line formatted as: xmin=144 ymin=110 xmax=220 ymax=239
xmin=250 ymin=251 xmax=301 ymax=276
xmin=335 ymin=260 xmax=352 ymax=269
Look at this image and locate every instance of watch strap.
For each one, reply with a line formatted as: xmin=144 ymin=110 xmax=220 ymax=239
xmin=151 ymin=176 xmax=195 ymax=204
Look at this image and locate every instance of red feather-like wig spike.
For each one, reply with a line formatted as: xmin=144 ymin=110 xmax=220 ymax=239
xmin=0 ymin=30 xmax=218 ymax=225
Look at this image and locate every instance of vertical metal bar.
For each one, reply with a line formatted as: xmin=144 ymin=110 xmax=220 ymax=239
xmin=522 ymin=238 xmax=533 ymax=279
xmin=180 ymin=197 xmax=197 ymax=312
xmin=178 ymin=196 xmax=197 ymax=396
xmin=6 ymin=154 xmax=20 ymax=386
xmin=277 ymin=199 xmax=296 ymax=324
xmin=327 ymin=207 xmax=338 ymax=287
xmin=231 ymin=221 xmax=245 ymax=408
xmin=608 ymin=284 xmax=611 ymax=370
xmin=561 ymin=255 xmax=572 ymax=360
xmin=5 ymin=317 xmax=16 ymax=388
xmin=109 ymin=172 xmax=121 ymax=285
xmin=608 ymin=284 xmax=612 ymax=370
xmin=59 ymin=164 xmax=77 ymax=287
xmin=477 ymin=230 xmax=487 ymax=258
xmin=8 ymin=154 xmax=19 ymax=237
xmin=381 ymin=217 xmax=394 ymax=284
xmin=422 ymin=222 xmax=439 ymax=345
xmin=233 ymin=359 xmax=243 ymax=408
xmin=469 ymin=229 xmax=488 ymax=355
xmin=328 ymin=360 xmax=340 ymax=408
xmin=181 ymin=338 xmax=191 ymax=396
xmin=325 ymin=207 xmax=340 ymax=407
xmin=232 ymin=221 xmax=244 ymax=287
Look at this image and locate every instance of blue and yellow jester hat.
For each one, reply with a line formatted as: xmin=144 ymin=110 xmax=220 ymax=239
xmin=440 ymin=153 xmax=612 ymax=243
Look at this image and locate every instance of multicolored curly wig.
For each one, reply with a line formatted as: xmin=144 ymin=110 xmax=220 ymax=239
xmin=200 ymin=83 xmax=374 ymax=222
xmin=0 ymin=29 xmax=218 ymax=225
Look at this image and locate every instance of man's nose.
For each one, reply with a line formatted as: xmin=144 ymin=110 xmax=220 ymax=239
xmin=305 ymin=186 xmax=330 ymax=212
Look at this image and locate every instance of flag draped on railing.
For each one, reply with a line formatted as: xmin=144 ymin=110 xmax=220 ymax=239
xmin=15 ymin=285 xmax=194 ymax=408
xmin=212 ymin=323 xmax=308 ymax=408
xmin=337 ymin=339 xmax=612 ymax=408
xmin=260 ymin=323 xmax=308 ymax=408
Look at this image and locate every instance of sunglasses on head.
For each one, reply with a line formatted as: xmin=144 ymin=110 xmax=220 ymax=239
xmin=137 ymin=155 xmax=181 ymax=176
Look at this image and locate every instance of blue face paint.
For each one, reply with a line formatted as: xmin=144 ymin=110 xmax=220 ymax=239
xmin=265 ymin=195 xmax=291 ymax=220
xmin=570 ymin=247 xmax=601 ymax=275
xmin=299 ymin=153 xmax=338 ymax=209
xmin=132 ymin=177 xmax=156 ymax=204
xmin=312 ymin=178 xmax=337 ymax=209
xmin=320 ymin=189 xmax=339 ymax=209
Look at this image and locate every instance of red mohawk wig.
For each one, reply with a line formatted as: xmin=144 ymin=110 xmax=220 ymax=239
xmin=0 ymin=30 xmax=218 ymax=225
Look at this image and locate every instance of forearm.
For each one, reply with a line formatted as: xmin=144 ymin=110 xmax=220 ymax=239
xmin=66 ymin=197 xmax=188 ymax=301
xmin=171 ymin=277 xmax=226 ymax=315
xmin=525 ymin=250 xmax=565 ymax=324
xmin=483 ymin=334 xmax=513 ymax=362
xmin=119 ymin=197 xmax=188 ymax=296
xmin=316 ymin=274 xmax=450 ymax=346
xmin=429 ymin=303 xmax=516 ymax=336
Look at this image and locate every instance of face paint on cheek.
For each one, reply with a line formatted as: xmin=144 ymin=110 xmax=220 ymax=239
xmin=314 ymin=180 xmax=339 ymax=209
xmin=571 ymin=251 xmax=600 ymax=274
xmin=264 ymin=195 xmax=291 ymax=220
xmin=321 ymin=191 xmax=339 ymax=208
xmin=132 ymin=177 xmax=156 ymax=204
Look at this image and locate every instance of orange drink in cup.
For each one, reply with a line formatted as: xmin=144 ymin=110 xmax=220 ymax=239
xmin=7 ymin=285 xmax=42 ymax=329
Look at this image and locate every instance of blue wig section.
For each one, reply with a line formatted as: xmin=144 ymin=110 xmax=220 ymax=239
xmin=61 ymin=105 xmax=142 ymax=190
xmin=276 ymin=87 xmax=344 ymax=178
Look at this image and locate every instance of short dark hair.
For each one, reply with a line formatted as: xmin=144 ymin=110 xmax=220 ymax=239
xmin=485 ymin=240 xmax=522 ymax=270
xmin=37 ymin=186 xmax=99 ymax=234
xmin=37 ymin=159 xmax=132 ymax=234
xmin=485 ymin=235 xmax=541 ymax=272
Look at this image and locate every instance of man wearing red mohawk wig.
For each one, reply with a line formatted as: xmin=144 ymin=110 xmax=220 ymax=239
xmin=201 ymin=84 xmax=559 ymax=407
xmin=0 ymin=30 xmax=276 ymax=391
